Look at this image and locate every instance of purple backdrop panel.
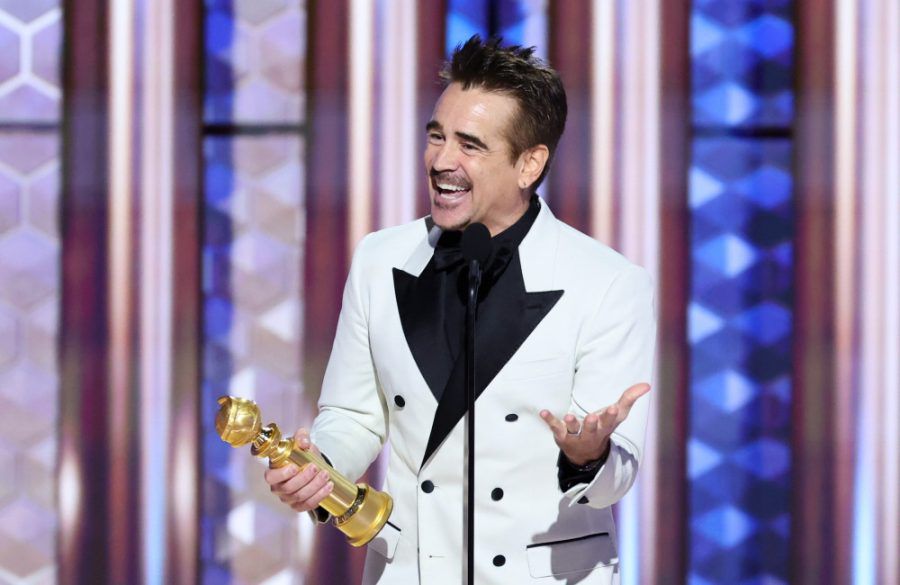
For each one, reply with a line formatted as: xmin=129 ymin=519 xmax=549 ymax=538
xmin=204 ymin=0 xmax=306 ymax=125
xmin=0 ymin=4 xmax=61 ymax=123
xmin=202 ymin=134 xmax=312 ymax=584
xmin=0 ymin=131 xmax=60 ymax=581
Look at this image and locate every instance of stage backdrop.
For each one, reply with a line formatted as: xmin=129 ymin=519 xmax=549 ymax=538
xmin=0 ymin=0 xmax=895 ymax=584
xmin=0 ymin=0 xmax=61 ymax=582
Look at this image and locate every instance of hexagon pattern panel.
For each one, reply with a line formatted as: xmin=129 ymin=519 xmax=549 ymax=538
xmin=688 ymin=137 xmax=793 ymax=584
xmin=205 ymin=0 xmax=306 ymax=124
xmin=0 ymin=2 xmax=61 ymax=123
xmin=494 ymin=0 xmax=546 ymax=51
xmin=0 ymin=1 xmax=60 ymax=584
xmin=203 ymin=0 xmax=308 ymax=579
xmin=446 ymin=0 xmax=541 ymax=55
xmin=203 ymin=135 xmax=311 ymax=584
xmin=692 ymin=0 xmax=793 ymax=128
xmin=447 ymin=0 xmax=489 ymax=55
xmin=688 ymin=2 xmax=794 ymax=583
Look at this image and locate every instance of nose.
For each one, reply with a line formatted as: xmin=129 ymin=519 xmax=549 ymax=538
xmin=429 ymin=142 xmax=459 ymax=173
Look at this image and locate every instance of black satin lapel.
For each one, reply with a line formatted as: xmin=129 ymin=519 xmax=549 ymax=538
xmin=393 ymin=267 xmax=454 ymax=401
xmin=421 ymin=254 xmax=563 ymax=468
xmin=421 ymin=350 xmax=466 ymax=466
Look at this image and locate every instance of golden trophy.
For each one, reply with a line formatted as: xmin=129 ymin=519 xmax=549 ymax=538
xmin=215 ymin=396 xmax=393 ymax=547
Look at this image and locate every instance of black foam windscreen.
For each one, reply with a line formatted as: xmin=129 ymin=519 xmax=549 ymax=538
xmin=461 ymin=222 xmax=492 ymax=266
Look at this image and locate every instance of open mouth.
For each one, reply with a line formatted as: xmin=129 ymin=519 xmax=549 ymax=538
xmin=431 ymin=177 xmax=471 ymax=202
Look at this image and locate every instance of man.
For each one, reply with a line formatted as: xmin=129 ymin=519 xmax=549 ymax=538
xmin=265 ymin=36 xmax=656 ymax=584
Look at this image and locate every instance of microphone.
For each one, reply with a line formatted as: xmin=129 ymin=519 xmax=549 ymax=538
xmin=461 ymin=222 xmax=491 ymax=268
xmin=459 ymin=222 xmax=490 ymax=585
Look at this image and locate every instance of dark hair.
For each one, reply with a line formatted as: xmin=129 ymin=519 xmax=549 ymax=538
xmin=440 ymin=35 xmax=567 ymax=189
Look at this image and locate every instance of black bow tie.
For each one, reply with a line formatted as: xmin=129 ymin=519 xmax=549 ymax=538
xmin=430 ymin=196 xmax=539 ymax=281
xmin=432 ymin=231 xmax=516 ymax=287
xmin=433 ymin=231 xmax=469 ymax=272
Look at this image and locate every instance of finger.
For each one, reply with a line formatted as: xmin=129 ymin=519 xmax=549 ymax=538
xmin=275 ymin=464 xmax=322 ymax=496
xmin=264 ymin=464 xmax=299 ymax=487
xmin=540 ymin=409 xmax=563 ymax=431
xmin=292 ymin=480 xmax=334 ymax=513
xmin=287 ymin=470 xmax=331 ymax=507
xmin=285 ymin=468 xmax=331 ymax=504
xmin=582 ymin=413 xmax=600 ymax=436
xmin=563 ymin=414 xmax=581 ymax=436
xmin=598 ymin=404 xmax=619 ymax=429
xmin=293 ymin=428 xmax=311 ymax=450
xmin=540 ymin=410 xmax=569 ymax=442
xmin=618 ymin=383 xmax=651 ymax=409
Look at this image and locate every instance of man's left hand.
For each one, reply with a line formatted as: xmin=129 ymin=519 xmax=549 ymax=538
xmin=540 ymin=383 xmax=651 ymax=467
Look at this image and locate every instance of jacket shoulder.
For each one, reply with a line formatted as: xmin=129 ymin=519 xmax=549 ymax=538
xmin=554 ymin=221 xmax=643 ymax=281
xmin=351 ymin=217 xmax=429 ymax=269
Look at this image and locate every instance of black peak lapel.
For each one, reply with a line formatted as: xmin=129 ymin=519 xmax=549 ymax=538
xmin=421 ymin=252 xmax=563 ymax=467
xmin=393 ymin=266 xmax=455 ymax=401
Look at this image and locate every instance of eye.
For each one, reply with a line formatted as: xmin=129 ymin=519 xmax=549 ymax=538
xmin=427 ymin=132 xmax=444 ymax=144
xmin=461 ymin=142 xmax=478 ymax=152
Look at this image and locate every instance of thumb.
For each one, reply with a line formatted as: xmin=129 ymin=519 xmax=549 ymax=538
xmin=292 ymin=428 xmax=312 ymax=450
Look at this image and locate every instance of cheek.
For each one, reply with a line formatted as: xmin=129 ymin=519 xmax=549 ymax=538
xmin=474 ymin=166 xmax=505 ymax=192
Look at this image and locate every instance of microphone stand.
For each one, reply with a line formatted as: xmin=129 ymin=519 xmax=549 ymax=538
xmin=460 ymin=221 xmax=489 ymax=584
xmin=464 ymin=258 xmax=482 ymax=585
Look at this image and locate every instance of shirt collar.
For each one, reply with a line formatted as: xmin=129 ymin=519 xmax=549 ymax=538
xmin=433 ymin=195 xmax=541 ymax=274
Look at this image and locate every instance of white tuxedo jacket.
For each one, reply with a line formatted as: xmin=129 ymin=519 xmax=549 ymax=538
xmin=310 ymin=201 xmax=656 ymax=584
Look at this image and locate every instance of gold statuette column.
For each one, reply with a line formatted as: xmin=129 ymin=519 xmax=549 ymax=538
xmin=215 ymin=396 xmax=393 ymax=546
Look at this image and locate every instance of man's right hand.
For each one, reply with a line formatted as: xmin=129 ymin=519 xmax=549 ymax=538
xmin=264 ymin=428 xmax=334 ymax=513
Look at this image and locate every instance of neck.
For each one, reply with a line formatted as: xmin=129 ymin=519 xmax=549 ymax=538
xmin=484 ymin=196 xmax=532 ymax=237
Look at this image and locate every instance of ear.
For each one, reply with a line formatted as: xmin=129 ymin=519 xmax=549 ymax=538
xmin=516 ymin=145 xmax=550 ymax=190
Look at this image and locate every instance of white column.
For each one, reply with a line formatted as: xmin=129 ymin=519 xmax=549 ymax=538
xmin=593 ymin=1 xmax=663 ymax=583
xmin=138 ymin=0 xmax=176 ymax=581
xmin=377 ymin=0 xmax=418 ymax=229
xmin=590 ymin=0 xmax=617 ymax=245
xmin=349 ymin=0 xmax=375 ymax=250
xmin=852 ymin=0 xmax=900 ymax=583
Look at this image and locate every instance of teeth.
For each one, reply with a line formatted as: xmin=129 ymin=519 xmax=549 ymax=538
xmin=436 ymin=183 xmax=468 ymax=192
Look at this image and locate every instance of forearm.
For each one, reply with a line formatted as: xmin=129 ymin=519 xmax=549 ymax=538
xmin=310 ymin=405 xmax=386 ymax=482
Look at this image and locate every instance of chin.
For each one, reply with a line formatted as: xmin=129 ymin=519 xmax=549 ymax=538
xmin=430 ymin=198 xmax=471 ymax=231
xmin=431 ymin=213 xmax=467 ymax=232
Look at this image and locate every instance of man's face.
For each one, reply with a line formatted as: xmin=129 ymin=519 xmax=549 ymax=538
xmin=424 ymin=83 xmax=527 ymax=234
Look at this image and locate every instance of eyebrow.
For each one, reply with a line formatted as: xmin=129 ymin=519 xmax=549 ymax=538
xmin=425 ymin=120 xmax=489 ymax=151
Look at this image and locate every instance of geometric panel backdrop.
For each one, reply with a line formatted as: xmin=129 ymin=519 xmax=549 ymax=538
xmin=691 ymin=0 xmax=794 ymax=128
xmin=205 ymin=0 xmax=304 ymax=125
xmin=446 ymin=0 xmax=489 ymax=55
xmin=688 ymin=137 xmax=794 ymax=584
xmin=0 ymin=1 xmax=61 ymax=583
xmin=445 ymin=0 xmax=546 ymax=57
xmin=446 ymin=0 xmax=546 ymax=56
xmin=202 ymin=0 xmax=309 ymax=582
xmin=202 ymin=135 xmax=309 ymax=585
xmin=1 ymin=0 xmax=892 ymax=583
xmin=688 ymin=1 xmax=794 ymax=583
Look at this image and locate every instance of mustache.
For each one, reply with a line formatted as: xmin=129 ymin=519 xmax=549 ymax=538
xmin=430 ymin=169 xmax=456 ymax=179
xmin=429 ymin=169 xmax=471 ymax=185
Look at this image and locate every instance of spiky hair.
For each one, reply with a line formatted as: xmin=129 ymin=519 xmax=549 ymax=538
xmin=440 ymin=35 xmax=567 ymax=189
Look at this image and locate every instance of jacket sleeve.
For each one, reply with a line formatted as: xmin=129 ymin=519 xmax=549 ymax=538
xmin=310 ymin=234 xmax=390 ymax=483
xmin=561 ymin=263 xmax=657 ymax=509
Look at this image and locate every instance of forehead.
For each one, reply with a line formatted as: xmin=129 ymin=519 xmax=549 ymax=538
xmin=430 ymin=83 xmax=518 ymax=141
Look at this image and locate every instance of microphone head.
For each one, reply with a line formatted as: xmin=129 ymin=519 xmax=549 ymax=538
xmin=461 ymin=222 xmax=492 ymax=266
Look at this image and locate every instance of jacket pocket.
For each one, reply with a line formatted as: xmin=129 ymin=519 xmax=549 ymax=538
xmin=367 ymin=520 xmax=402 ymax=561
xmin=525 ymin=532 xmax=616 ymax=578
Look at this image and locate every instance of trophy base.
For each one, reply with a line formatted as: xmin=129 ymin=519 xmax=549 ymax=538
xmin=335 ymin=484 xmax=394 ymax=547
